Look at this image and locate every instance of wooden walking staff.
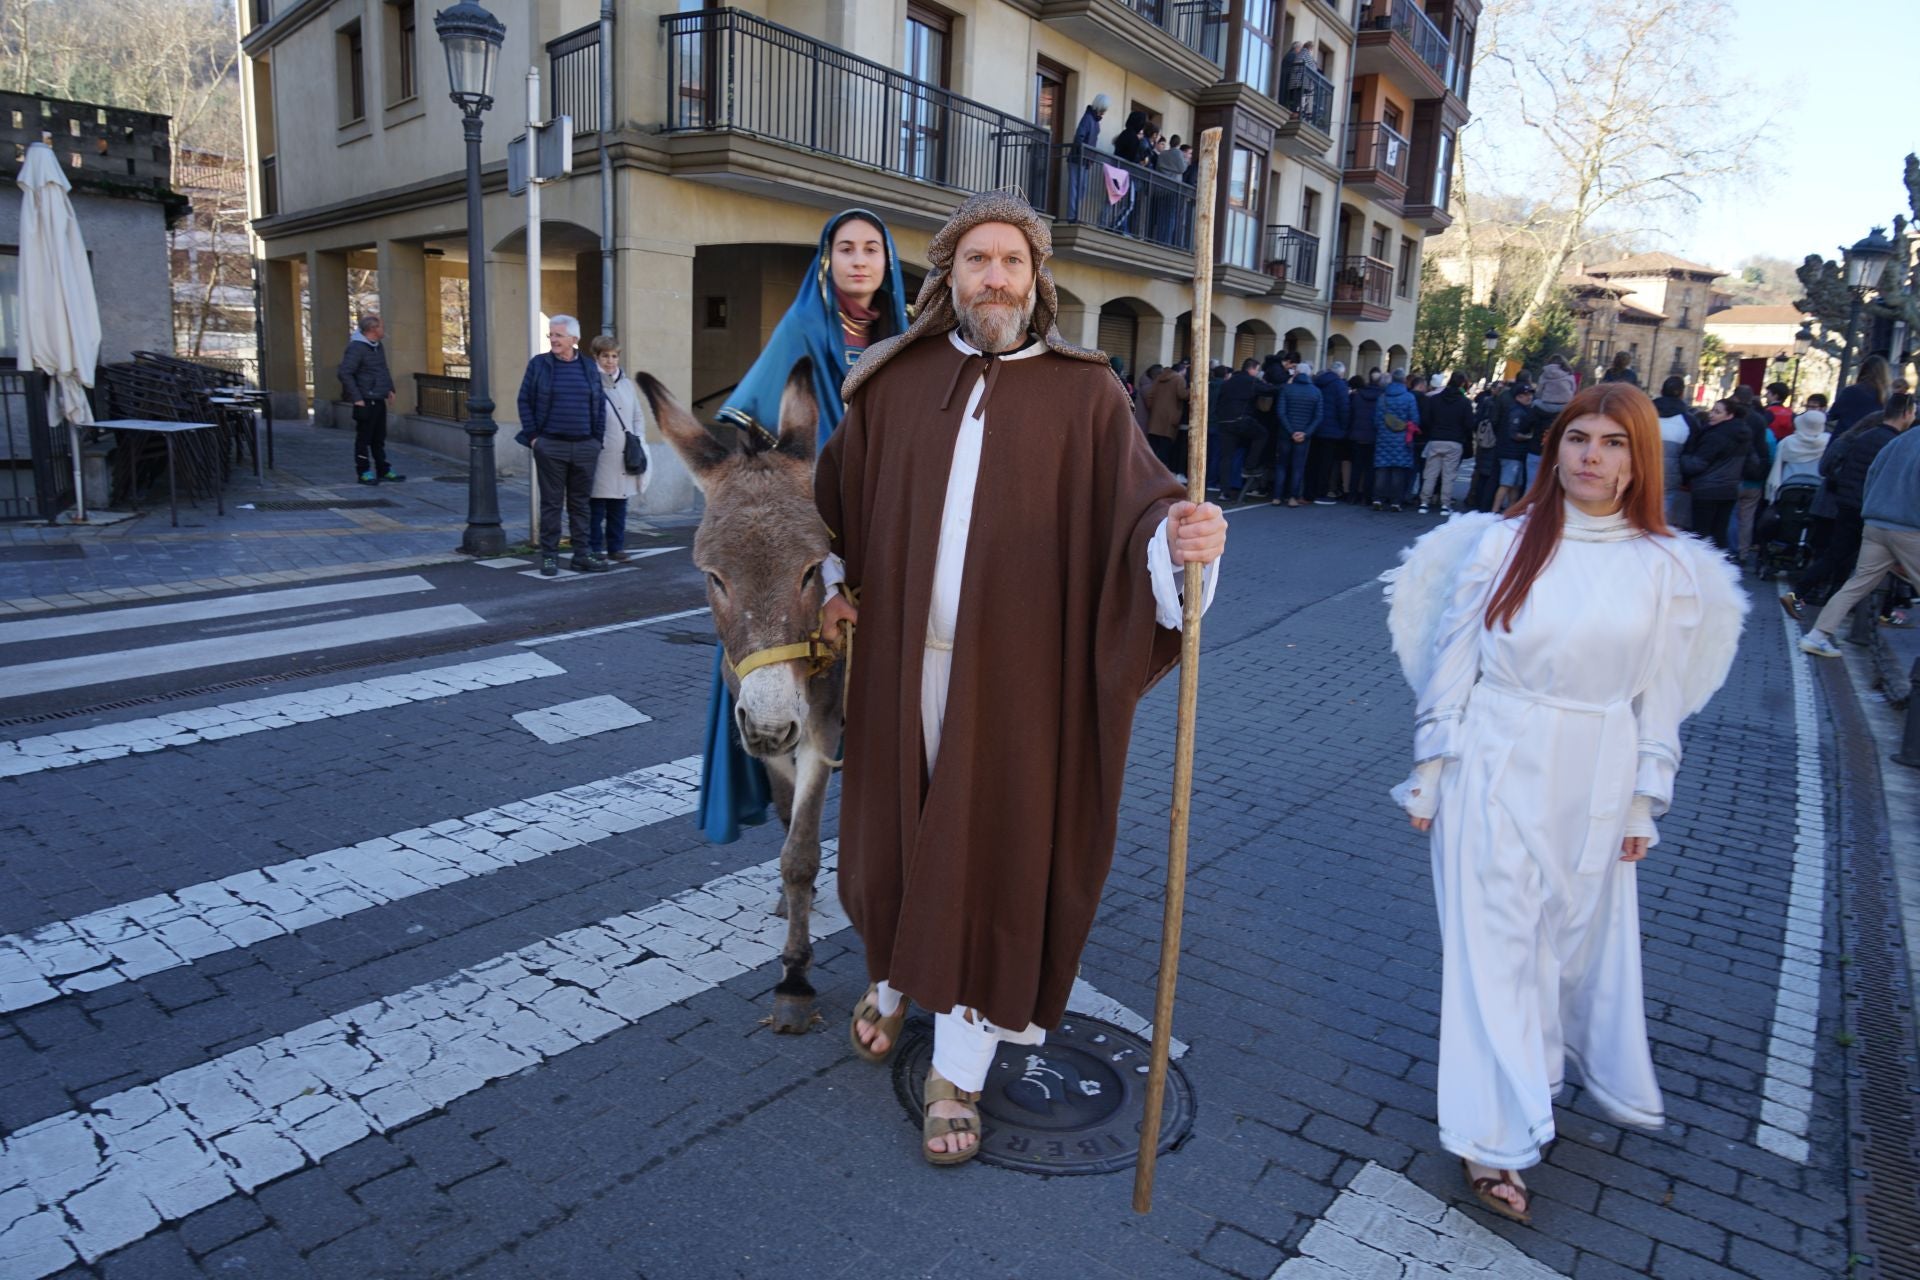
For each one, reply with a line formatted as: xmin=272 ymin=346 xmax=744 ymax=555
xmin=1133 ymin=124 xmax=1221 ymax=1215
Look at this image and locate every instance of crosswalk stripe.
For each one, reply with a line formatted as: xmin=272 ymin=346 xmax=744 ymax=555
xmin=0 ymin=755 xmax=702 ymax=1014
xmin=515 ymin=605 xmax=711 ymax=648
xmin=512 ymin=695 xmax=651 ymax=744
xmin=0 ymin=836 xmax=1167 ymax=1276
xmin=0 ymin=652 xmax=564 ymax=781
xmin=0 ymin=845 xmax=847 ymax=1274
xmin=0 ymin=605 xmax=488 ymax=700
xmin=0 ymin=576 xmax=436 ymax=648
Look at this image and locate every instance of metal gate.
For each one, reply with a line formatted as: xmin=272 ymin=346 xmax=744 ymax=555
xmin=0 ymin=369 xmax=68 ymax=522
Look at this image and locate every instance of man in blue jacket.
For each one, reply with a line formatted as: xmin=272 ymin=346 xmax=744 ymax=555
xmin=515 ymin=315 xmax=609 ymax=577
xmin=1801 ymin=392 xmax=1920 ymax=657
xmin=1311 ymin=360 xmax=1351 ymax=503
xmin=1271 ymin=367 xmax=1323 ymax=506
xmin=338 ymin=314 xmax=402 ymax=485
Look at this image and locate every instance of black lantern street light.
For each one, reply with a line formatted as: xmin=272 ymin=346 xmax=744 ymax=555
xmin=436 ymin=0 xmax=508 ymax=556
xmin=1481 ymin=327 xmax=1500 ymax=384
xmin=1790 ymin=322 xmax=1813 ymax=399
xmin=1838 ymin=226 xmax=1896 ymax=391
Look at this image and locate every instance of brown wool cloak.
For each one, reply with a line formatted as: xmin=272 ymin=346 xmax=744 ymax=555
xmin=816 ymin=333 xmax=1184 ymax=1033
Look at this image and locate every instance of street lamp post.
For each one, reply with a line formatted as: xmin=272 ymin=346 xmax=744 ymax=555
xmin=1790 ymin=322 xmax=1813 ymax=400
xmin=436 ymin=0 xmax=508 ymax=557
xmin=1481 ymin=327 xmax=1499 ymax=385
xmin=1838 ymin=226 xmax=1895 ymax=392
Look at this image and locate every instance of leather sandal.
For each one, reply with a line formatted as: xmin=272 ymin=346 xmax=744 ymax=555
xmin=848 ymin=984 xmax=906 ymax=1065
xmin=923 ymin=1068 xmax=983 ymax=1167
xmin=1462 ymin=1158 xmax=1531 ymax=1224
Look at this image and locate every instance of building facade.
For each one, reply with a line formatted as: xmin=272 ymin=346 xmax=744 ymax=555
xmin=1701 ymin=303 xmax=1837 ymax=404
xmin=239 ymin=0 xmax=1475 ymax=508
xmin=1575 ymin=252 xmax=1724 ymax=389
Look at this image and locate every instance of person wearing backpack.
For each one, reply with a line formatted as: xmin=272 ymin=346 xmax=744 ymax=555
xmin=1371 ymin=369 xmax=1422 ymax=512
xmin=1764 ymin=382 xmax=1795 ymax=441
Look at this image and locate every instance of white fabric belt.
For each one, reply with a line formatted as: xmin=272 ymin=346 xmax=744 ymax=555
xmin=924 ymin=635 xmax=954 ymax=652
xmin=1477 ymin=680 xmax=1636 ymax=875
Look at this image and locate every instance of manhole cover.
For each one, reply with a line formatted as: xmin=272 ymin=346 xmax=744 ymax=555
xmin=890 ymin=1013 xmax=1194 ymax=1175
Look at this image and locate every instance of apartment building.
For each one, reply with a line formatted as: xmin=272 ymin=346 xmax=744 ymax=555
xmin=1572 ymin=253 xmax=1725 ymax=388
xmin=240 ymin=0 xmax=1474 ymax=506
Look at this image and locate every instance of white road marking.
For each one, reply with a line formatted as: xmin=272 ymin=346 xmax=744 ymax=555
xmin=0 ymin=605 xmax=488 ymax=700
xmin=514 ymin=547 xmax=680 ymax=581
xmin=512 ymin=695 xmax=651 ymax=744
xmin=1271 ymin=1161 xmax=1568 ymax=1278
xmin=1066 ymin=976 xmax=1187 ymax=1059
xmin=516 ymin=605 xmax=711 ymax=647
xmin=0 ymin=576 xmax=436 ymax=647
xmin=0 ymin=653 xmax=564 ymax=781
xmin=473 ymin=557 xmax=533 ymax=569
xmin=1756 ymin=606 xmax=1829 ymax=1164
xmin=0 ymin=756 xmax=702 ymax=1014
xmin=0 ymin=845 xmax=850 ymax=1275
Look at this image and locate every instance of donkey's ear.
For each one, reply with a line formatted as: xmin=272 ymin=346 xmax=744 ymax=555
xmin=775 ymin=358 xmax=820 ymax=462
xmin=633 ymin=371 xmax=732 ymax=491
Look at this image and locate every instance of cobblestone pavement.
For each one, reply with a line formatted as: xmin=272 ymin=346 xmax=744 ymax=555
xmin=0 ymin=500 xmax=1875 ymax=1279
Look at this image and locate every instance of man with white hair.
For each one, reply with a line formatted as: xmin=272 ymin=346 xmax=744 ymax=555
xmin=816 ymin=190 xmax=1227 ymax=1166
xmin=514 ymin=314 xmax=609 ymax=576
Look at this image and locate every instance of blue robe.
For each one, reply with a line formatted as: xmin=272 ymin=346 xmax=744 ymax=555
xmin=695 ymin=210 xmax=909 ymax=843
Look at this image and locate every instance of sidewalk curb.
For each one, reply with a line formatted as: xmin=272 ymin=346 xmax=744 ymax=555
xmin=0 ymin=551 xmax=469 ymax=615
xmin=1807 ymin=642 xmax=1920 ymax=1280
xmin=1870 ymin=628 xmax=1913 ymax=710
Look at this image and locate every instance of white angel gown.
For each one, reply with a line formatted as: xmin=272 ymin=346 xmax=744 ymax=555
xmin=1387 ymin=504 xmax=1745 ymax=1169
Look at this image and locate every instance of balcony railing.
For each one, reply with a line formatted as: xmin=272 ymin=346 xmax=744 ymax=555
xmin=415 ymin=373 xmax=469 ymax=422
xmin=1120 ymin=0 xmax=1228 ymax=63
xmin=547 ymin=24 xmax=600 ymax=134
xmin=1263 ymin=225 xmax=1319 ymax=288
xmin=1359 ymin=0 xmax=1449 ymax=78
xmin=1054 ymin=144 xmax=1195 ymax=251
xmin=1345 ymin=120 xmax=1410 ymax=183
xmin=662 ymin=9 xmax=1047 ymax=198
xmin=1279 ymin=63 xmax=1334 ymax=133
xmin=258 ymin=155 xmax=278 ymax=218
xmin=1333 ymin=255 xmax=1392 ymax=309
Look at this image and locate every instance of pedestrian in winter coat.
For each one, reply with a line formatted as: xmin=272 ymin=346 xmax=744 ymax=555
xmin=1827 ymin=355 xmax=1892 ymax=434
xmin=1492 ymin=386 xmax=1541 ymax=510
xmin=1313 ymin=362 xmax=1353 ymax=501
xmin=1767 ymin=408 xmax=1828 ymax=500
xmin=1784 ymin=394 xmax=1917 ymax=616
xmin=1600 ymin=352 xmax=1640 ymax=386
xmin=1800 ymin=399 xmax=1920 ymax=657
xmin=1680 ymin=399 xmax=1750 ymax=550
xmin=1270 ymin=369 xmax=1324 ymax=505
xmin=586 ymin=335 xmax=655 ymax=560
xmin=1417 ymin=382 xmax=1475 ymax=512
xmin=1535 ymin=356 xmax=1577 ymax=418
xmin=515 ymin=314 xmax=609 ymax=576
xmin=1730 ymin=386 xmax=1777 ymax=558
xmin=1651 ymin=376 xmax=1698 ymax=527
xmin=338 ymin=313 xmax=401 ymax=484
xmin=1372 ymin=371 xmax=1422 ymax=511
xmin=1349 ymin=374 xmax=1384 ymax=505
xmin=1144 ymin=365 xmax=1189 ymax=472
xmin=1067 ymin=96 xmax=1109 ymax=215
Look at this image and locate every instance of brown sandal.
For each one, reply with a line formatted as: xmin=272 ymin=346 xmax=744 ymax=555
xmin=1462 ymin=1158 xmax=1531 ymax=1224
xmin=848 ymin=984 xmax=906 ymax=1065
xmin=923 ymin=1068 xmax=983 ymax=1166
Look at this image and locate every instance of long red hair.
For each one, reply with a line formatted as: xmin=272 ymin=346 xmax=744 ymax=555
xmin=1484 ymin=383 xmax=1672 ymax=631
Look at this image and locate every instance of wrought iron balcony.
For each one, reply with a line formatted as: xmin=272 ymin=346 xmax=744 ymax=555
xmin=1262 ymin=225 xmax=1319 ymax=291
xmin=1344 ymin=120 xmax=1410 ymax=202
xmin=1279 ymin=64 xmax=1334 ymax=134
xmin=1332 ymin=254 xmax=1392 ymax=319
xmin=1053 ymin=144 xmax=1195 ymax=252
xmin=547 ymin=24 xmax=600 ymax=134
xmin=1119 ymin=0 xmax=1227 ymax=63
xmin=661 ymin=9 xmax=1047 ymax=198
xmin=1354 ymin=0 xmax=1449 ymax=91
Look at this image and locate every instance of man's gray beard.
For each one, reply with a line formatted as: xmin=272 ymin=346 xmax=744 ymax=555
xmin=953 ymin=285 xmax=1036 ymax=354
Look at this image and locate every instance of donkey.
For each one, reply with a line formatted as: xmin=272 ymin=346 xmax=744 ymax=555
xmin=633 ymin=360 xmax=841 ymax=1035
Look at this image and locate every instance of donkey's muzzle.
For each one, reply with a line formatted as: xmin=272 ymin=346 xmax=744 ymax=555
xmin=735 ymin=705 xmax=801 ymax=758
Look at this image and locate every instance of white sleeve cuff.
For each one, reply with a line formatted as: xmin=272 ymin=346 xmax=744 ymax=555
xmin=821 ymin=552 xmax=848 ymax=598
xmin=1148 ymin=515 xmax=1221 ymax=630
xmin=1626 ymin=794 xmax=1659 ymax=846
xmin=1390 ymin=758 xmax=1445 ymax=819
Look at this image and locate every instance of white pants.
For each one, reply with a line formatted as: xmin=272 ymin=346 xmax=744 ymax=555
xmin=865 ymin=643 xmax=1046 ymax=1093
xmin=1420 ymin=441 xmax=1463 ymax=507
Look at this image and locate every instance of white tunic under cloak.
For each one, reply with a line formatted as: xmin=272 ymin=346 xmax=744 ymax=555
xmin=1387 ymin=504 xmax=1744 ymax=1169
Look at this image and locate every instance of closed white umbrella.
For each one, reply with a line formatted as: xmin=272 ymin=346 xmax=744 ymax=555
xmin=17 ymin=140 xmax=102 ymax=519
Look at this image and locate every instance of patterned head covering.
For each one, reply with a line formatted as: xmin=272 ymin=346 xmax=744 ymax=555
xmin=840 ymin=189 xmax=1115 ymax=402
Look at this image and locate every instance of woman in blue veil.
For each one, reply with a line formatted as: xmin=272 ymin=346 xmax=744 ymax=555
xmin=695 ymin=209 xmax=910 ymax=842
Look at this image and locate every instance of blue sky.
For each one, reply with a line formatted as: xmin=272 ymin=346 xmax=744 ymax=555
xmin=1659 ymin=0 xmax=1913 ymax=272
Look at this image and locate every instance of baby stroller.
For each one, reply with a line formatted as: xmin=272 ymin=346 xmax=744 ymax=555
xmin=1752 ymin=480 xmax=1820 ymax=578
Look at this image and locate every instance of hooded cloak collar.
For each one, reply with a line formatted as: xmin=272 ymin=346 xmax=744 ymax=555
xmin=841 ymin=190 xmax=1117 ymax=403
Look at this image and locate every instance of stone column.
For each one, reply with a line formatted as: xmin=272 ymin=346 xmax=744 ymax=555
xmin=1053 ymin=303 xmax=1099 ymax=351
xmin=259 ymin=257 xmax=303 ymax=419
xmin=423 ymin=256 xmax=447 ymax=376
xmin=376 ymin=240 xmax=429 ymax=418
xmin=305 ymin=248 xmax=350 ymax=422
xmin=1138 ymin=315 xmax=1176 ymax=370
xmin=617 ymin=237 xmax=697 ymax=515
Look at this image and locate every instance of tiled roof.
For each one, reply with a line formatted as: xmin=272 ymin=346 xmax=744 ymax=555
xmin=1703 ymin=304 xmax=1804 ymax=327
xmin=1586 ymin=251 xmax=1726 ymax=278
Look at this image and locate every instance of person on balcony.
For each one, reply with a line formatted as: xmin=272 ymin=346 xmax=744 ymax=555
xmin=695 ymin=209 xmax=910 ymax=847
xmin=1068 ymin=94 xmax=1109 ymax=220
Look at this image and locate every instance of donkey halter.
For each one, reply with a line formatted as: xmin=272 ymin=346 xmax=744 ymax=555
xmin=728 ymin=605 xmax=848 ymax=683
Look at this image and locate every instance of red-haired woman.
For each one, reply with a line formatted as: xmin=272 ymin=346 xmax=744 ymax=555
xmin=1382 ymin=383 xmax=1747 ymax=1223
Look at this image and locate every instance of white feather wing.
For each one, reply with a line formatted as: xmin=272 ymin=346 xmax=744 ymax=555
xmin=1664 ymin=532 xmax=1751 ymax=716
xmin=1381 ymin=513 xmax=1503 ymax=693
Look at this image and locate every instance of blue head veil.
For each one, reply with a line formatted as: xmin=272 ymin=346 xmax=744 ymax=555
xmin=715 ymin=209 xmax=910 ymax=452
xmin=696 ymin=210 xmax=909 ymax=844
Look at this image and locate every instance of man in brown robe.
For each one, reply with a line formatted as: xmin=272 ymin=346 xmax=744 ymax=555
xmin=815 ymin=190 xmax=1227 ymax=1164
